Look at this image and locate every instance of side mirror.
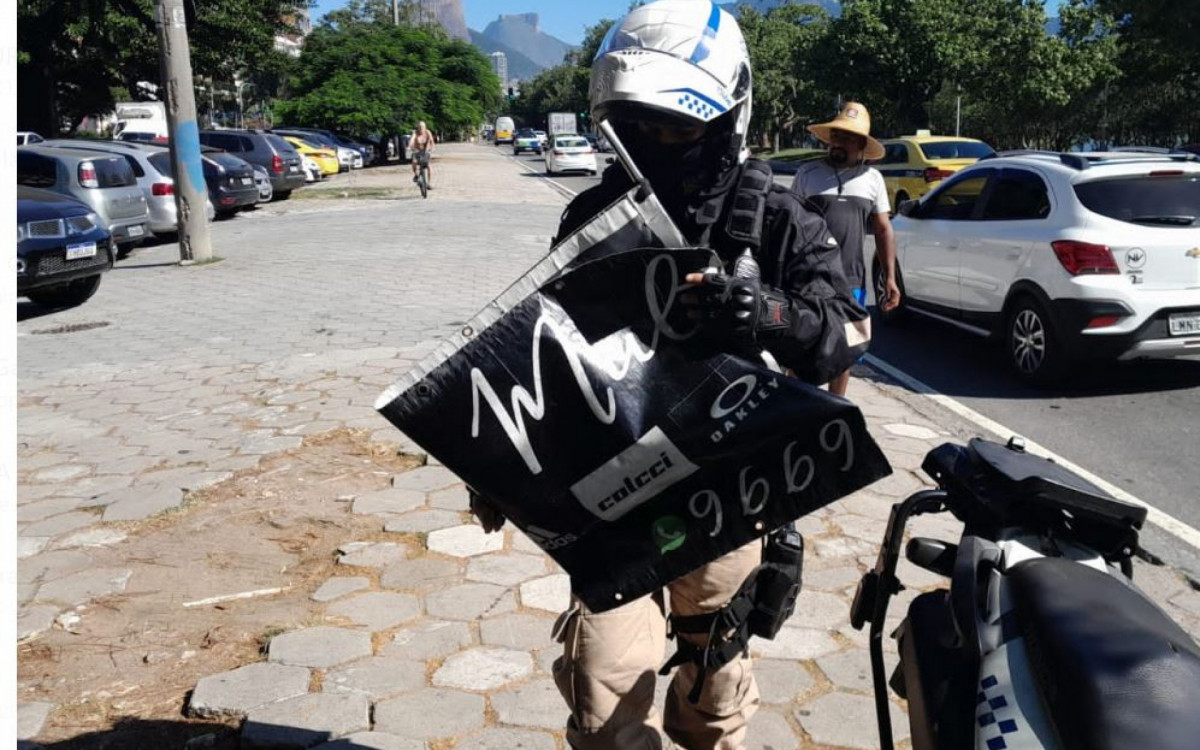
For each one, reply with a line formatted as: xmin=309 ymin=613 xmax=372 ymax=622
xmin=897 ymin=199 xmax=919 ymax=218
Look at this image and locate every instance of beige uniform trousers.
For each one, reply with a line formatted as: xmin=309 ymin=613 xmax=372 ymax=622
xmin=552 ymin=541 xmax=762 ymax=750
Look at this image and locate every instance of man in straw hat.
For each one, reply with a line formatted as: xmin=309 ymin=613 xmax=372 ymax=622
xmin=792 ymin=101 xmax=901 ymax=397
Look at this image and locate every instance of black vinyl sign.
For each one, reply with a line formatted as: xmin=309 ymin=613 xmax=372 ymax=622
xmin=377 ymin=242 xmax=892 ymax=612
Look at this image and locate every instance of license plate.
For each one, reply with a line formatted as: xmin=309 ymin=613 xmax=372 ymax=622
xmin=289 ymin=165 xmax=299 ymax=172
xmin=65 ymin=242 xmax=98 ymax=260
xmin=241 ymin=177 xmax=252 ymax=185
xmin=127 ymin=225 xmax=145 ymax=237
xmin=1168 ymin=312 xmax=1200 ymax=336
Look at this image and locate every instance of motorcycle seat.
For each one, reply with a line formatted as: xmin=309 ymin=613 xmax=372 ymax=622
xmin=1009 ymin=556 xmax=1200 ymax=750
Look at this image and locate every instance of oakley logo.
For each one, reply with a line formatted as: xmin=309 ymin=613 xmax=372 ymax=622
xmin=571 ymin=427 xmax=698 ymax=521
xmin=710 ymin=375 xmax=781 ymax=443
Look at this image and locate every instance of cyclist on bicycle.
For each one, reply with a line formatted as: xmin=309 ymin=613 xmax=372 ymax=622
xmin=410 ymin=121 xmax=436 ymax=189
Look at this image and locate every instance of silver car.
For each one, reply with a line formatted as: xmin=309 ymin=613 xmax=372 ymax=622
xmin=18 ymin=146 xmax=150 ymax=255
xmin=38 ymin=139 xmax=214 ymax=235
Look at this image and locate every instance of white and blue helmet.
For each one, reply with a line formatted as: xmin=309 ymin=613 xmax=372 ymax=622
xmin=590 ymin=0 xmax=753 ymax=159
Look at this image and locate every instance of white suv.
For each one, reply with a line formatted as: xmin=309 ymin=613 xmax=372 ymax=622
xmin=880 ymin=151 xmax=1200 ymax=383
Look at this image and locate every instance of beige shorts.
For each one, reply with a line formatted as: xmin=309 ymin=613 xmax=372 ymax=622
xmin=552 ymin=541 xmax=762 ymax=750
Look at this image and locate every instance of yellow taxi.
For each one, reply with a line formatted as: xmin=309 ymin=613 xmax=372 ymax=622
xmin=874 ymin=132 xmax=995 ymax=208
xmin=283 ymin=136 xmax=339 ymax=177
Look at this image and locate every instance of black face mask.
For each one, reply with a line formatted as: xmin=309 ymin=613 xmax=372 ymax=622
xmin=616 ymin=114 xmax=738 ymax=205
xmin=828 ymin=146 xmax=849 ymax=166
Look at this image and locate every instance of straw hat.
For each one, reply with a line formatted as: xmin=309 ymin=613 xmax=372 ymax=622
xmin=807 ymin=101 xmax=885 ymax=161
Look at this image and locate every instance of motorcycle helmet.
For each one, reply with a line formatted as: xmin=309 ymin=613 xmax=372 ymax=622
xmin=590 ymin=0 xmax=753 ymax=190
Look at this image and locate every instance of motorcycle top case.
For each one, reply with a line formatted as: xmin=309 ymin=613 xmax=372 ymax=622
xmin=376 ymin=193 xmax=891 ymax=612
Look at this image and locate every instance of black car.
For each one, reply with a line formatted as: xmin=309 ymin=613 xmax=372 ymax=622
xmin=18 ymin=187 xmax=114 ymax=307
xmin=201 ymin=149 xmax=260 ymax=215
xmin=197 ymin=129 xmax=306 ymax=198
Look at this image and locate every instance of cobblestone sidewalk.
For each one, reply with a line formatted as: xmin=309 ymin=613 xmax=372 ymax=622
xmin=17 ymin=145 xmax=1200 ymax=748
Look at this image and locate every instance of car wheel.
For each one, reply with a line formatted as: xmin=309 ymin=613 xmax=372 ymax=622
xmin=26 ymin=275 xmax=102 ymax=308
xmin=1006 ymin=295 xmax=1070 ymax=385
xmin=872 ymin=258 xmax=906 ymax=323
xmin=274 ymin=190 xmax=292 ymax=201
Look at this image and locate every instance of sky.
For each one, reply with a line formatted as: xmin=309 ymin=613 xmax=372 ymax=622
xmin=308 ymin=0 xmax=1065 ymax=46
xmin=309 ymin=0 xmax=636 ymax=44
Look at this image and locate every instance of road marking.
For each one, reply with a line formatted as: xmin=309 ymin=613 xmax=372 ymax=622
xmin=864 ymin=352 xmax=1200 ymax=551
xmin=501 ymin=151 xmax=586 ymax=199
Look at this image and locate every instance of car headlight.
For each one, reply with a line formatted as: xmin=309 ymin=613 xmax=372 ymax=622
xmin=66 ymin=212 xmax=101 ymax=236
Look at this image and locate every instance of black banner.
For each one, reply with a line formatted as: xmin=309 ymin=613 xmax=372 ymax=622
xmin=377 ymin=244 xmax=891 ymax=612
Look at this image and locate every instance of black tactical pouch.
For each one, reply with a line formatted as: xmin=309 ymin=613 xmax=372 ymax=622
xmin=749 ymin=524 xmax=804 ymax=639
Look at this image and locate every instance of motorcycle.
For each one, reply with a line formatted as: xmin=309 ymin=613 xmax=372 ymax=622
xmin=851 ymin=435 xmax=1200 ymax=750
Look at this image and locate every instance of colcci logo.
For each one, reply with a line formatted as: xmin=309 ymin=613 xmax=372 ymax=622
xmin=570 ymin=427 xmax=698 ymax=522
xmin=710 ymin=375 xmax=781 ymax=443
xmin=599 ymin=452 xmax=675 ymax=513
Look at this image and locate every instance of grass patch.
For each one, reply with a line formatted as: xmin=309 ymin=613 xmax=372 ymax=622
xmin=293 ymin=188 xmax=398 ymax=200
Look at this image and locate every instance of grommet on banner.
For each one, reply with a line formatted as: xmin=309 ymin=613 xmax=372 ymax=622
xmin=462 ymin=325 xmax=474 ymax=338
xmin=755 ymin=521 xmax=765 ymax=532
xmin=614 ymin=592 xmax=624 ymax=602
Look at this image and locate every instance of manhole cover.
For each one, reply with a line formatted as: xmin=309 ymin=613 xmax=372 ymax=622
xmin=31 ymin=321 xmax=111 ymax=335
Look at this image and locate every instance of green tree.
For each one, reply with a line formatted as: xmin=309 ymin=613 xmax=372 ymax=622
xmin=738 ymin=3 xmax=833 ymax=152
xmin=17 ymin=0 xmax=296 ymax=135
xmin=277 ymin=21 xmax=499 ymax=140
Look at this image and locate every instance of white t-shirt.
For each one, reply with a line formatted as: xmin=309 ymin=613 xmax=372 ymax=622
xmin=790 ymin=161 xmax=889 ymax=287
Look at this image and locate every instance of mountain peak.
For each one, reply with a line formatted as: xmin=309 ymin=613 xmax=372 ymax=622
xmin=481 ymin=12 xmax=575 ymax=71
xmin=497 ymin=12 xmax=539 ymax=32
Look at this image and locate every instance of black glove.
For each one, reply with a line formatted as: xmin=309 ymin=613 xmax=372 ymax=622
xmin=683 ymin=270 xmax=794 ymax=343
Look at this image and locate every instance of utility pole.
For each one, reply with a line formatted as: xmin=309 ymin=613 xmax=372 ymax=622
xmin=154 ymin=0 xmax=213 ymax=263
xmin=392 ymin=0 xmax=399 ymax=25
xmin=955 ymin=83 xmax=964 ymax=137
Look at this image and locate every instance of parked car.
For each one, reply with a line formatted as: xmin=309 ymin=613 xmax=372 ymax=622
xmin=341 ymin=135 xmax=377 ymax=164
xmin=301 ymin=156 xmax=322 ymax=183
xmin=197 ymin=129 xmax=305 ymax=199
xmin=512 ymin=128 xmax=542 ymax=155
xmin=282 ymin=135 xmax=339 ymax=176
xmin=277 ymin=127 xmax=371 ymax=165
xmin=273 ymin=129 xmax=357 ymax=171
xmin=18 ymin=186 xmax=114 ymax=307
xmin=881 ymin=151 xmax=1200 ymax=383
xmin=39 ymin=139 xmax=215 ymax=235
xmin=251 ymin=165 xmax=273 ymax=202
xmin=535 ymin=130 xmax=548 ymax=148
xmin=545 ymin=134 xmax=597 ymax=176
xmin=18 ymin=132 xmax=45 ymax=146
xmin=875 ymin=132 xmax=996 ymax=209
xmin=17 ymin=146 xmax=150 ymax=256
xmin=116 ymin=131 xmax=168 ymax=144
xmin=196 ymin=147 xmax=260 ymax=215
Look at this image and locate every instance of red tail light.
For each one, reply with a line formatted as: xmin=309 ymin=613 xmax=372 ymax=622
xmin=1051 ymin=240 xmax=1119 ymax=275
xmin=923 ymin=167 xmax=954 ymax=183
xmin=271 ymin=155 xmax=284 ymax=173
xmin=78 ymin=161 xmax=99 ymax=188
xmin=152 ymin=182 xmax=174 ymax=196
xmin=1086 ymin=315 xmax=1122 ymax=329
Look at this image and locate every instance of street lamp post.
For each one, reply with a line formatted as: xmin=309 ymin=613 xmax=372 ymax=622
xmin=236 ymin=81 xmax=253 ymax=130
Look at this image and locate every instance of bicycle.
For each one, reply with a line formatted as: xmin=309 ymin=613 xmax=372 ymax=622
xmin=413 ymin=151 xmax=431 ymax=199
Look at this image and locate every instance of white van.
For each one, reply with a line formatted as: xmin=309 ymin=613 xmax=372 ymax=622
xmin=494 ymin=116 xmax=515 ymax=145
xmin=113 ymin=102 xmax=168 ymax=141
